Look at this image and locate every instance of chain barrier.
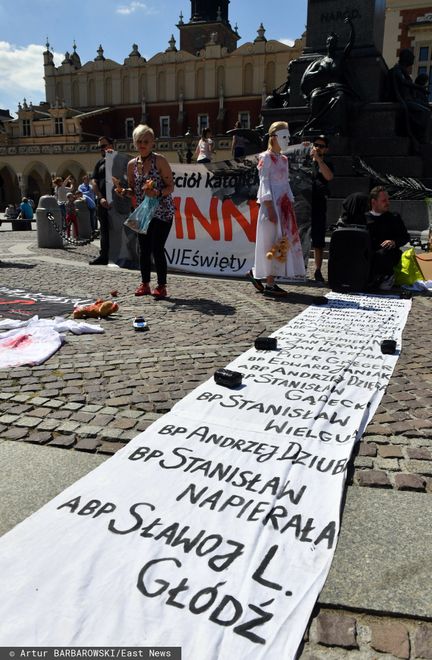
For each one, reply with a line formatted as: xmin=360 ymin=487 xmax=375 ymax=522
xmin=46 ymin=212 xmax=96 ymax=247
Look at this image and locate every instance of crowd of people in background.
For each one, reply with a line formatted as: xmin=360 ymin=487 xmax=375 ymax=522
xmin=1 ymin=120 xmax=413 ymax=298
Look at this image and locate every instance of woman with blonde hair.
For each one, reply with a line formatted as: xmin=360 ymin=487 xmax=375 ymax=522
xmin=247 ymin=121 xmax=305 ymax=296
xmin=128 ymin=124 xmax=175 ymax=299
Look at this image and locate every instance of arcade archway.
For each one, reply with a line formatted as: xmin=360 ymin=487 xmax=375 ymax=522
xmin=22 ymin=161 xmax=52 ymax=206
xmin=0 ymin=164 xmax=20 ymax=208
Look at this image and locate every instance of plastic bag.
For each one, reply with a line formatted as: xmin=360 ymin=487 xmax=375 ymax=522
xmin=394 ymin=247 xmax=424 ymax=285
xmin=124 ymin=196 xmax=159 ymax=234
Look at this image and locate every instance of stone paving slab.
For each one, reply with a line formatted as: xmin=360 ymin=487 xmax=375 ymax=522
xmin=320 ymin=485 xmax=432 ymax=618
xmin=1 ymin=229 xmax=432 ymax=656
xmin=1 ymin=437 xmax=430 ymax=623
xmin=1 ymin=235 xmax=431 ymax=493
xmin=0 ymin=439 xmax=107 ymax=536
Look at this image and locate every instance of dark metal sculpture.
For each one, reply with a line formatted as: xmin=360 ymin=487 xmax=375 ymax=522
xmin=263 ymin=61 xmax=293 ymax=109
xmin=300 ymin=17 xmax=356 ymax=135
xmin=388 ymin=49 xmax=432 ymax=144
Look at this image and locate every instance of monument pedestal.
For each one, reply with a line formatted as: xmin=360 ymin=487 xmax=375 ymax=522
xmin=261 ymin=0 xmax=431 ymax=240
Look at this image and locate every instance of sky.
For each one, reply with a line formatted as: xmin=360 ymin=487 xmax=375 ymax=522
xmin=0 ymin=0 xmax=308 ymax=116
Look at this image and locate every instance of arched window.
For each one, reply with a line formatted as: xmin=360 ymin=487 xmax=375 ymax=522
xmin=176 ymin=69 xmax=185 ymax=97
xmin=243 ymin=63 xmax=253 ymax=95
xmin=196 ymin=67 xmax=204 ymax=98
xmin=88 ymin=78 xmax=95 ymax=106
xmin=105 ymin=77 xmax=112 ymax=105
xmin=157 ymin=71 xmax=166 ymax=101
xmin=216 ymin=66 xmax=225 ymax=95
xmin=55 ymin=81 xmax=64 ymax=101
xmin=72 ymin=81 xmax=79 ymax=107
xmin=122 ymin=76 xmax=130 ymax=104
xmin=265 ymin=61 xmax=275 ymax=93
xmin=139 ymin=74 xmax=146 ymax=100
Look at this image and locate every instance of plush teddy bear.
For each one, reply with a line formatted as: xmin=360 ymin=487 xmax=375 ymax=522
xmin=266 ymin=236 xmax=290 ymax=263
xmin=73 ymin=299 xmax=119 ymax=319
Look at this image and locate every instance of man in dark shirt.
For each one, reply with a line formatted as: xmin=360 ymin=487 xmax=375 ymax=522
xmin=90 ymin=136 xmax=131 ymax=266
xmin=310 ymin=135 xmax=334 ymax=282
xmin=90 ymin=136 xmax=113 ymax=265
xmin=366 ymin=186 xmax=410 ymax=289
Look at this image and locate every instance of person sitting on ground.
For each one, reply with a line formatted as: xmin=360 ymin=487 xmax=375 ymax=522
xmin=5 ymin=204 xmax=18 ymax=219
xmin=18 ymin=197 xmax=33 ymax=220
xmin=338 ymin=192 xmax=369 ymax=226
xmin=366 ymin=186 xmax=410 ymax=290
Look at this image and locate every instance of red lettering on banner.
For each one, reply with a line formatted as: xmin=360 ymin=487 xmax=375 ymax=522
xmin=184 ymin=197 xmax=220 ymax=240
xmin=172 ymin=197 xmax=259 ymax=242
xmin=222 ymin=200 xmax=259 ymax=242
xmin=0 ymin=299 xmax=35 ymax=305
xmin=174 ymin=198 xmax=183 ymax=239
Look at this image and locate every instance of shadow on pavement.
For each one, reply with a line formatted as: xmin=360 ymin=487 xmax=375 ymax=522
xmin=0 ymin=261 xmax=36 ymax=269
xmin=167 ymin=297 xmax=236 ymax=316
xmin=264 ymin=292 xmax=329 ymax=306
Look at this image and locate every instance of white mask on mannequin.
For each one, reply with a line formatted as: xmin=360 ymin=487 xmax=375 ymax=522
xmin=274 ymin=129 xmax=290 ymax=152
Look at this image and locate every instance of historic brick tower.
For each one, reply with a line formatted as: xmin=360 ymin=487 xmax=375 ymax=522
xmin=178 ymin=0 xmax=240 ymax=54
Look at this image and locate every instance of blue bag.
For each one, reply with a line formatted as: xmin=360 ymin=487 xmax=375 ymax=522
xmin=124 ymin=196 xmax=159 ymax=234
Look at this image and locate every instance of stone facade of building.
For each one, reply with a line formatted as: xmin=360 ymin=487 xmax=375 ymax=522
xmin=0 ymin=2 xmax=303 ymax=207
xmin=383 ymin=0 xmax=432 ymax=75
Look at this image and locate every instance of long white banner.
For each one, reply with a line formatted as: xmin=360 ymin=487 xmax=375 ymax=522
xmin=0 ymin=293 xmax=410 ymax=658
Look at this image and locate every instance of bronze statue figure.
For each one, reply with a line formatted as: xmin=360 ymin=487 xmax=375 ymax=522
xmin=300 ymin=17 xmax=356 ymax=135
xmin=263 ymin=61 xmax=293 ymax=109
xmin=388 ymin=49 xmax=431 ymax=144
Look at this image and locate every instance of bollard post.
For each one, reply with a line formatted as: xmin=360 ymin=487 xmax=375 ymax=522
xmin=74 ymin=198 xmax=92 ymax=240
xmin=36 ymin=196 xmax=64 ymax=248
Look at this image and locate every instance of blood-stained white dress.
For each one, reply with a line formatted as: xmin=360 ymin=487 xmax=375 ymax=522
xmin=253 ymin=150 xmax=306 ymax=280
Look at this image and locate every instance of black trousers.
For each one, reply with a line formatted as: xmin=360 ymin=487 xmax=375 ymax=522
xmin=372 ymin=246 xmax=402 ymax=279
xmin=98 ymin=204 xmax=109 ymax=261
xmin=138 ymin=218 xmax=172 ymax=285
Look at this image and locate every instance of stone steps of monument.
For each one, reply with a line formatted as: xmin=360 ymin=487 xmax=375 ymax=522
xmin=332 ymin=155 xmax=423 ymax=178
xmin=331 ymin=137 xmax=412 ymax=158
xmin=328 ymin=177 xmax=370 ymax=198
xmin=326 ymin=197 xmax=429 ymax=236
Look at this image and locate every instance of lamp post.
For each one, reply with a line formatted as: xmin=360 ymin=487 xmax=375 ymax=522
xmin=185 ymin=127 xmax=193 ymax=164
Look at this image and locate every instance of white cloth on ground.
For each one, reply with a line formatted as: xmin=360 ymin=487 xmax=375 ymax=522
xmin=0 ymin=316 xmax=104 ymax=368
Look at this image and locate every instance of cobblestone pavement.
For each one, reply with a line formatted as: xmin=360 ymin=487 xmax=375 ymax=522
xmin=1 ymin=228 xmax=431 ymax=658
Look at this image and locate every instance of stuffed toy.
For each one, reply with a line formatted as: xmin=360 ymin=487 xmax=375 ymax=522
xmin=112 ymin=176 xmax=132 ymax=197
xmin=73 ymin=299 xmax=119 ymax=319
xmin=143 ymin=178 xmax=155 ymax=192
xmin=266 ymin=236 xmax=290 ymax=263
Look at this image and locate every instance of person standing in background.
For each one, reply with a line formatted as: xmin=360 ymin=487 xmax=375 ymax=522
xmin=310 ymin=135 xmax=334 ymax=283
xmin=89 ymin=136 xmax=131 ymax=266
xmin=247 ymin=121 xmax=305 ymax=297
xmin=231 ymin=121 xmax=246 ymax=159
xmin=128 ymin=124 xmax=175 ymax=299
xmin=195 ymin=128 xmax=214 ymax=163
xmin=52 ymin=175 xmax=74 ymax=226
xmin=78 ymin=174 xmax=97 ymax=236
